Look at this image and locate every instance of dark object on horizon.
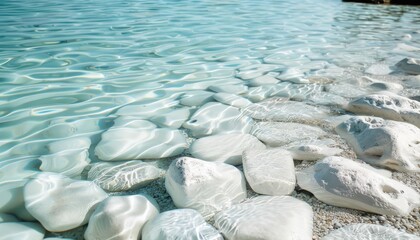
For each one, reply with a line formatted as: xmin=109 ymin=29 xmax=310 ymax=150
xmin=343 ymin=0 xmax=419 ymax=5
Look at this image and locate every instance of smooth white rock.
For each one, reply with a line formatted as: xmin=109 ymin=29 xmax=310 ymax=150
xmin=277 ymin=68 xmax=310 ymax=84
xmin=212 ymin=92 xmax=252 ymax=108
xmin=326 ymin=83 xmax=368 ymax=98
xmin=248 ymin=74 xmax=280 ymax=87
xmin=335 ymin=116 xmax=420 ymax=172
xmin=322 ymin=224 xmax=420 ymax=240
xmin=142 ymin=209 xmax=223 ymax=240
xmin=165 ymin=157 xmax=247 ymax=218
xmin=244 ymin=98 xmax=331 ymax=123
xmin=395 ymin=58 xmax=420 ymax=75
xmin=179 ymin=90 xmax=214 ymax=107
xmin=95 ymin=128 xmax=187 ymax=161
xmin=112 ymin=117 xmax=157 ymax=129
xmin=183 ymin=102 xmax=254 ymax=137
xmin=296 ymin=156 xmax=420 ymax=215
xmin=284 ymin=139 xmax=343 ymax=161
xmin=0 ymin=222 xmax=45 ymax=240
xmin=0 ymin=213 xmax=18 ymax=222
xmin=24 ymin=173 xmax=108 ymax=232
xmin=361 ymin=76 xmax=403 ymax=93
xmin=346 ymin=93 xmax=420 ymax=128
xmin=190 ymin=133 xmax=266 ymax=165
xmin=214 ymin=196 xmax=313 ymax=240
xmin=243 ymin=148 xmax=295 ymax=196
xmin=243 ymin=84 xmax=285 ymax=102
xmin=87 ymin=161 xmax=161 ymax=192
xmin=40 ymin=137 xmax=91 ymax=177
xmin=208 ymin=84 xmax=248 ymax=95
xmin=150 ymin=107 xmax=191 ymax=129
xmin=365 ymin=64 xmax=393 ymax=75
xmin=236 ymin=64 xmax=279 ymax=80
xmin=85 ymin=195 xmax=159 ymax=240
xmin=251 ymin=122 xmax=328 ymax=147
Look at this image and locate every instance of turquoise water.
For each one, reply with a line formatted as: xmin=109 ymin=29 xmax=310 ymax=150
xmin=1 ymin=0 xmax=419 ymax=161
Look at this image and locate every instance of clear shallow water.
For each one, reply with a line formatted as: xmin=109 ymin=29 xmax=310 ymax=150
xmin=0 ymin=0 xmax=419 ymax=159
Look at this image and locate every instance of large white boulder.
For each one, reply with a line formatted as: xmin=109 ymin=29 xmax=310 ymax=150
xmin=190 ymin=133 xmax=266 ymax=165
xmin=24 ymin=173 xmax=108 ymax=232
xmin=346 ymin=93 xmax=420 ymax=128
xmin=214 ymin=196 xmax=313 ymax=240
xmin=87 ymin=161 xmax=162 ymax=192
xmin=0 ymin=222 xmax=45 ymax=240
xmin=39 ymin=137 xmax=91 ymax=177
xmin=335 ymin=116 xmax=420 ymax=172
xmin=322 ymin=223 xmax=420 ymax=240
xmin=183 ymin=102 xmax=254 ymax=137
xmin=244 ymin=98 xmax=330 ymax=124
xmin=95 ymin=128 xmax=187 ymax=161
xmin=296 ymin=156 xmax=420 ymax=216
xmin=251 ymin=122 xmax=328 ymax=147
xmin=85 ymin=195 xmax=159 ymax=240
xmin=165 ymin=157 xmax=246 ymax=219
xmin=243 ymin=148 xmax=295 ymax=196
xmin=142 ymin=209 xmax=223 ymax=240
xmin=395 ymin=58 xmax=420 ymax=75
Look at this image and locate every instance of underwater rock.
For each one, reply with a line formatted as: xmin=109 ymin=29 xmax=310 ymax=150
xmin=183 ymin=102 xmax=254 ymax=137
xmin=142 ymin=209 xmax=223 ymax=240
xmin=248 ymin=74 xmax=280 ymax=87
xmin=165 ymin=157 xmax=246 ymax=219
xmin=190 ymin=133 xmax=266 ymax=165
xmin=214 ymin=195 xmax=313 ymax=240
xmin=212 ymin=92 xmax=252 ymax=108
xmin=347 ymin=93 xmax=420 ymax=128
xmin=150 ymin=107 xmax=191 ymax=129
xmin=335 ymin=116 xmax=420 ymax=172
xmin=395 ymin=58 xmax=420 ymax=75
xmin=179 ymin=90 xmax=215 ymax=107
xmin=24 ymin=173 xmax=108 ymax=232
xmin=39 ymin=137 xmax=91 ymax=177
xmin=87 ymin=161 xmax=161 ymax=192
xmin=0 ymin=213 xmax=18 ymax=223
xmin=283 ymin=139 xmax=343 ymax=161
xmin=95 ymin=127 xmax=187 ymax=161
xmin=277 ymin=68 xmax=309 ymax=84
xmin=0 ymin=222 xmax=45 ymax=240
xmin=322 ymin=223 xmax=420 ymax=240
xmin=243 ymin=148 xmax=295 ymax=196
xmin=296 ymin=156 xmax=420 ymax=215
xmin=85 ymin=195 xmax=159 ymax=240
xmin=208 ymin=84 xmax=248 ymax=95
xmin=251 ymin=122 xmax=328 ymax=147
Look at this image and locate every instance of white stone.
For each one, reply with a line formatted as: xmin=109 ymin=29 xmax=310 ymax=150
xmin=347 ymin=93 xmax=420 ymax=128
xmin=326 ymin=83 xmax=368 ymax=98
xmin=365 ymin=64 xmax=393 ymax=75
xmin=248 ymin=74 xmax=280 ymax=86
xmin=244 ymin=98 xmax=331 ymax=123
xmin=236 ymin=64 xmax=279 ymax=80
xmin=296 ymin=156 xmax=420 ymax=215
xmin=395 ymin=58 xmax=420 ymax=75
xmin=251 ymin=122 xmax=328 ymax=147
xmin=165 ymin=157 xmax=246 ymax=219
xmin=24 ymin=173 xmax=108 ymax=232
xmin=335 ymin=116 xmax=420 ymax=172
xmin=243 ymin=149 xmax=295 ymax=196
xmin=85 ymin=195 xmax=159 ymax=240
xmin=190 ymin=133 xmax=266 ymax=165
xmin=0 ymin=222 xmax=45 ymax=240
xmin=322 ymin=224 xmax=420 ymax=240
xmin=150 ymin=108 xmax=191 ymax=129
xmin=179 ymin=90 xmax=214 ymax=107
xmin=182 ymin=102 xmax=254 ymax=137
xmin=284 ymin=139 xmax=343 ymax=161
xmin=243 ymin=84 xmax=285 ymax=102
xmin=95 ymin=128 xmax=187 ymax=161
xmin=277 ymin=68 xmax=309 ymax=84
xmin=212 ymin=93 xmax=252 ymax=108
xmin=87 ymin=161 xmax=162 ymax=192
xmin=112 ymin=117 xmax=157 ymax=129
xmin=208 ymin=84 xmax=248 ymax=95
xmin=40 ymin=137 xmax=91 ymax=177
xmin=0 ymin=213 xmax=18 ymax=222
xmin=214 ymin=196 xmax=313 ymax=240
xmin=142 ymin=209 xmax=223 ymax=240
xmin=361 ymin=76 xmax=403 ymax=93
